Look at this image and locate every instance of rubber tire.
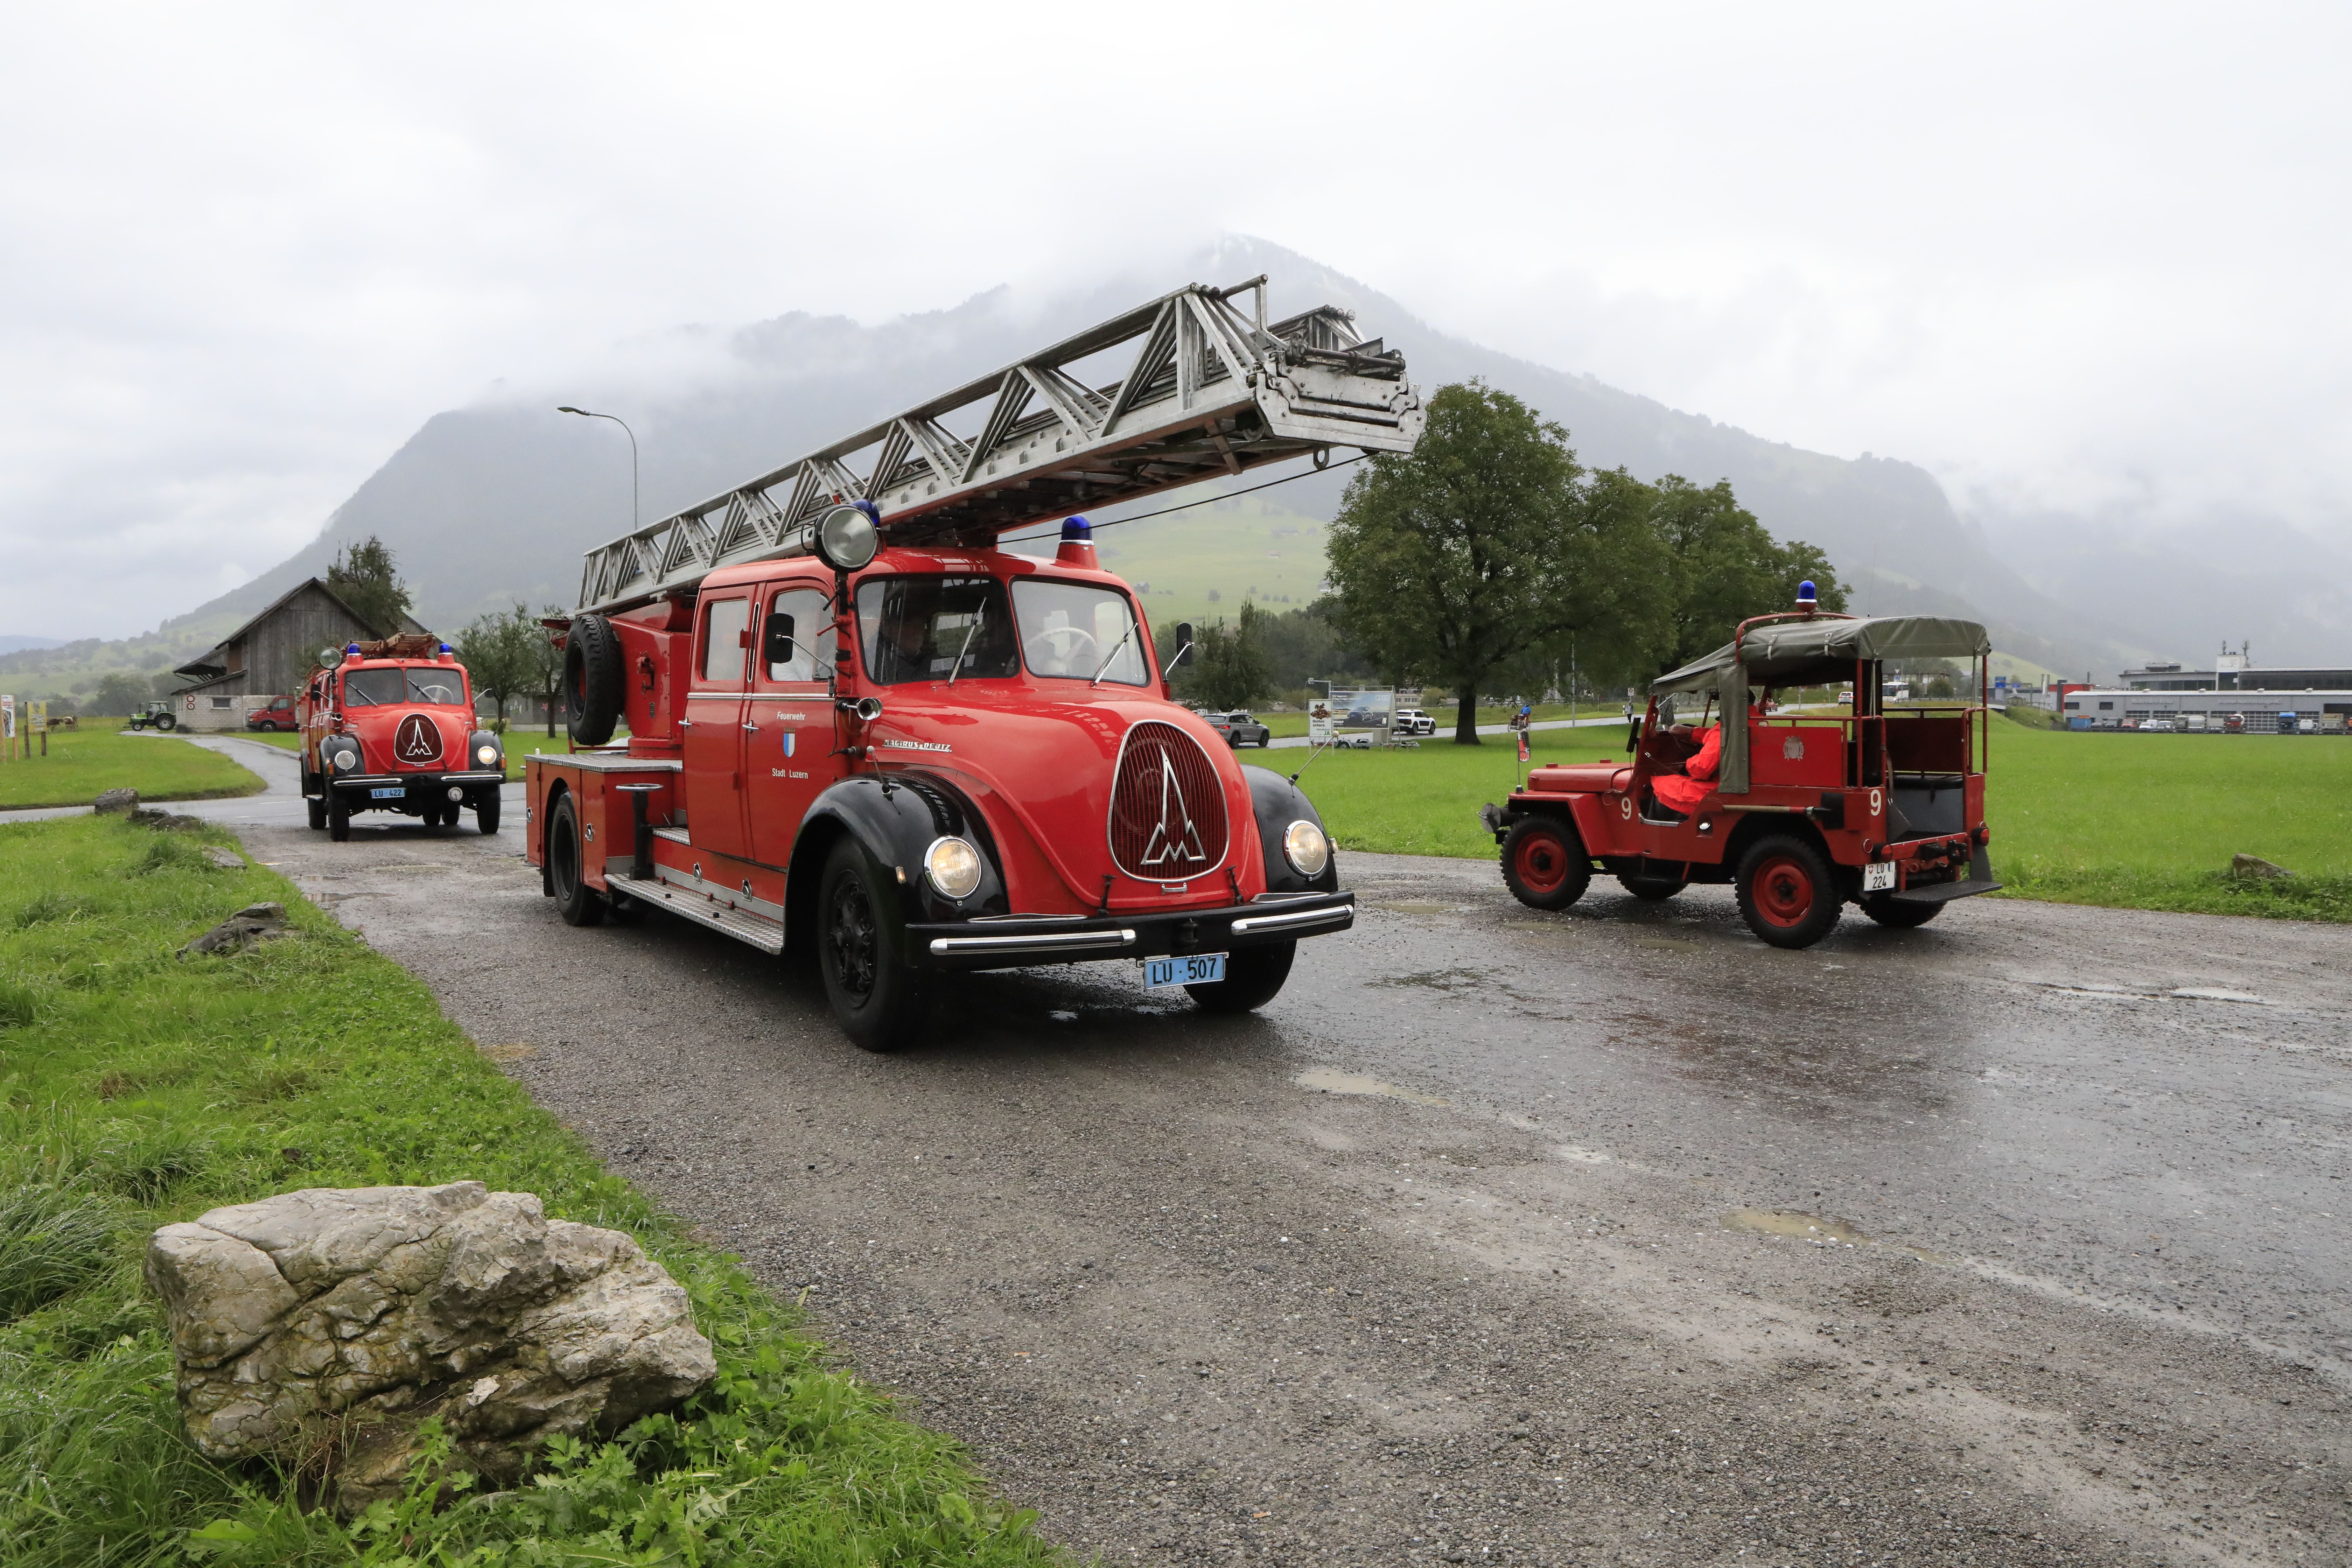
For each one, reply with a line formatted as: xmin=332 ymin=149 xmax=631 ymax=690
xmin=305 ymin=772 xmax=327 ymax=831
xmin=1861 ymin=896 xmax=1944 ymax=929
xmin=476 ymin=795 xmax=501 ymax=835
xmin=1618 ymin=876 xmax=1683 ymax=901
xmin=1501 ymin=815 xmax=1590 ymax=911
xmin=155 ymin=713 xmax=176 ymax=731
xmin=1735 ymin=834 xmax=1842 ymax=949
xmin=565 ymin=613 xmax=626 ymax=746
xmin=548 ymin=794 xmax=604 ymax=927
xmin=1186 ymin=940 xmax=1295 ymax=1014
xmin=817 ymin=836 xmax=929 ymax=1052
xmin=327 ymin=794 xmax=351 ymax=842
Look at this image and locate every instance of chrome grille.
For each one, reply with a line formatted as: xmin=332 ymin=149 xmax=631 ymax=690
xmin=1108 ymin=720 xmax=1230 ymax=883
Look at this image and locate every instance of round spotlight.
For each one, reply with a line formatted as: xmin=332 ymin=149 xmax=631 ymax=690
xmin=476 ymin=743 xmax=499 ymax=765
xmin=923 ymin=836 xmax=983 ymax=900
xmin=814 ymin=501 xmax=881 ymax=572
xmin=1282 ymin=819 xmax=1330 ymax=877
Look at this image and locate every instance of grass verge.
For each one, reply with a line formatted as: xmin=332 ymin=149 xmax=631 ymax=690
xmin=241 ymin=729 xmax=617 ymax=781
xmin=1296 ymin=718 xmax=2352 ymax=922
xmin=0 ymin=813 xmax=1058 ymax=1567
xmin=0 ymin=730 xmax=261 ymax=811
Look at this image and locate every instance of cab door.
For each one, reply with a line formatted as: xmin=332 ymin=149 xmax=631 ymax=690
xmin=745 ymin=580 xmax=842 ymax=868
xmin=683 ymin=591 xmax=754 ymax=860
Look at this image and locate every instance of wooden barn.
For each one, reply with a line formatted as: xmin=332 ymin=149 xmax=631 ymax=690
xmin=171 ymin=579 xmax=433 ymax=731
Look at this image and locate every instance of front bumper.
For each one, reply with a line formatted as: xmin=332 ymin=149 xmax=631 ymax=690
xmin=325 ymin=770 xmax=505 ymax=804
xmin=913 ymin=889 xmax=1354 ymax=971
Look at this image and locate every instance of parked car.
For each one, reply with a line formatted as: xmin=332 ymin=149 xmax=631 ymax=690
xmin=1201 ymin=710 xmax=1271 ymax=748
xmin=2140 ymin=718 xmax=2174 ymax=733
xmin=246 ymin=695 xmax=298 ymax=732
xmin=1392 ymin=707 xmax=1437 ymax=737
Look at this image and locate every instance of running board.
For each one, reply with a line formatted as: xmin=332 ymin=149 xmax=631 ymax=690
xmin=618 ymin=877 xmax=786 ymax=953
xmin=1886 ymin=877 xmax=2002 ymax=905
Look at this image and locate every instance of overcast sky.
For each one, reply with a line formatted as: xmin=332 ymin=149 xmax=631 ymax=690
xmin=4 ymin=2 xmax=2345 ymax=641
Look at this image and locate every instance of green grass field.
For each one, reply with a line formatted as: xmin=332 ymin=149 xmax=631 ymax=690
xmin=0 ymin=728 xmax=262 ymax=810
xmin=0 ymin=814 xmax=1057 ymax=1565
xmin=1297 ymin=718 xmax=2352 ymax=922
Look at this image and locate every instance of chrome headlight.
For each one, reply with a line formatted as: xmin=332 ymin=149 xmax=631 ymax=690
xmin=476 ymin=743 xmax=500 ymax=765
xmin=1281 ymin=819 xmax=1330 ymax=878
xmin=923 ymin=836 xmax=983 ymax=900
xmin=331 ymin=744 xmax=358 ymax=772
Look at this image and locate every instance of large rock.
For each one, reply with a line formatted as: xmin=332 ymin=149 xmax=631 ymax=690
xmin=177 ymin=902 xmax=289 ymax=959
xmin=145 ymin=1181 xmax=715 ymax=1508
xmin=93 ymin=786 xmax=138 ymax=814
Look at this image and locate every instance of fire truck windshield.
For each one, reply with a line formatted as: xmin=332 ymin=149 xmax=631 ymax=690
xmin=343 ymin=666 xmax=470 ymax=707
xmin=858 ymin=577 xmax=1020 ymax=685
xmin=1009 ymin=580 xmax=1147 ymax=686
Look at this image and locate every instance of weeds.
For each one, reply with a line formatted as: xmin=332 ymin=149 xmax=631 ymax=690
xmin=0 ymin=985 xmax=33 ymax=1030
xmin=0 ymin=814 xmax=1057 ymax=1567
xmin=0 ymin=1185 xmax=121 ymax=1322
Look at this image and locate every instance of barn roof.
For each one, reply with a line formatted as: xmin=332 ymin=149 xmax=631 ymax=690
xmin=173 ymin=578 xmax=430 ymax=681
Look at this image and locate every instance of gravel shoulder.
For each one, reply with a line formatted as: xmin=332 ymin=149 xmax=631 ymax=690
xmin=217 ymin=805 xmax=2352 ymax=1567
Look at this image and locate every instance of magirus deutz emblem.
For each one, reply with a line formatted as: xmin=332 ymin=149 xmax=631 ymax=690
xmin=1140 ymin=754 xmax=1209 ymax=870
xmin=394 ymin=713 xmax=443 ymax=765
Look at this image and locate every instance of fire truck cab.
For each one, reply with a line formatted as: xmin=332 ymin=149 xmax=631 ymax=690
xmin=525 ymin=511 xmax=1350 ymax=1050
xmin=1486 ymin=597 xmax=2000 ymax=948
xmin=296 ymin=634 xmax=506 ymax=841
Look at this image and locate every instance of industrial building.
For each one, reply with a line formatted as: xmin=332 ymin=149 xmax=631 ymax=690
xmin=2063 ymin=647 xmax=2350 ymax=732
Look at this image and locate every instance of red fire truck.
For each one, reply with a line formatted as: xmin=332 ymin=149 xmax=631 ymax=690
xmin=524 ymin=279 xmax=1423 ymax=1049
xmin=297 ymin=634 xmax=506 ymax=841
xmin=1484 ymin=594 xmax=2000 ymax=948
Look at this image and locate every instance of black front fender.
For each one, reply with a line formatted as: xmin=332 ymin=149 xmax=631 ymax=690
xmin=1242 ymin=765 xmax=1342 ymax=895
xmin=789 ymin=772 xmax=1010 ymax=933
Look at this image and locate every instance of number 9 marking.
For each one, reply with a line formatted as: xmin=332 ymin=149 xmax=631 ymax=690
xmin=1620 ymin=796 xmax=1633 ymax=820
xmin=1869 ymin=788 xmax=1883 ymax=816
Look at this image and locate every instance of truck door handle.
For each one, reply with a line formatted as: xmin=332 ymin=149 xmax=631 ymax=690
xmin=741 ymin=721 xmax=759 ymax=731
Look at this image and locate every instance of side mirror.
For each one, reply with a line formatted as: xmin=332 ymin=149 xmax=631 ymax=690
xmin=1169 ymin=623 xmax=1195 ymax=670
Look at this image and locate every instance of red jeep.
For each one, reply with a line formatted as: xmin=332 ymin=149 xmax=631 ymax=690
xmin=296 ymin=634 xmax=506 ymax=840
xmin=1486 ymin=598 xmax=2000 ymax=947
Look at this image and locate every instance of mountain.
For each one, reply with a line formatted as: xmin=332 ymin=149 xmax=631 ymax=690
xmin=151 ymin=239 xmax=2155 ymax=679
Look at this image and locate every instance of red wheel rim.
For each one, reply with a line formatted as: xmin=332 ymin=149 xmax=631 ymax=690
xmin=1753 ymin=854 xmax=1815 ymax=927
xmin=1514 ymin=828 xmax=1570 ymax=895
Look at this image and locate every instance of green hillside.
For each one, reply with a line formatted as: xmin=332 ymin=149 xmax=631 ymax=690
xmin=1057 ymin=492 xmax=1331 ymax=633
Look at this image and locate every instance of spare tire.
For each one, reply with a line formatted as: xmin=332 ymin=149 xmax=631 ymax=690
xmin=565 ymin=613 xmax=625 ymax=745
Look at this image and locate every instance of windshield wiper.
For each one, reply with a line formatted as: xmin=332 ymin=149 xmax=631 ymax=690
xmin=947 ymin=598 xmax=986 ymax=686
xmin=1090 ymin=621 xmax=1138 ymax=686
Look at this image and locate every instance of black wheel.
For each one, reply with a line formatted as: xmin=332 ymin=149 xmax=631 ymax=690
xmin=1618 ymin=876 xmax=1683 ymax=901
xmin=1500 ymin=815 xmax=1590 ymax=911
xmin=1735 ymin=834 xmax=1842 ymax=949
xmin=155 ymin=713 xmax=176 ymax=732
xmin=1861 ymin=896 xmax=1944 ymax=929
xmin=818 ymin=836 xmax=928 ymax=1052
xmin=548 ymin=794 xmax=604 ymax=927
xmin=327 ymin=794 xmax=351 ymax=842
xmin=476 ymin=795 xmax=501 ymax=835
xmin=1186 ymin=940 xmax=1295 ymax=1013
xmin=304 ymin=768 xmax=327 ymax=831
xmin=564 ymin=614 xmax=626 ymax=746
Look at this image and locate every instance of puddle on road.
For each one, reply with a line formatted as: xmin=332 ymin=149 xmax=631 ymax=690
xmin=1296 ymin=1068 xmax=1449 ymax=1107
xmin=1632 ymin=936 xmax=1698 ymax=952
xmin=1722 ymin=1208 xmax=1950 ymax=1264
xmin=1377 ymin=900 xmax=1463 ymax=916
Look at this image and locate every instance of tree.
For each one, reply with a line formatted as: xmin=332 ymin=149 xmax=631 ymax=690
xmin=521 ymin=606 xmax=567 ymax=736
xmin=455 ymin=608 xmax=531 ymax=725
xmin=327 ymin=536 xmax=413 ymax=637
xmin=1325 ymin=381 xmax=1661 ymax=743
xmin=92 ymin=671 xmax=150 ymax=716
xmin=1651 ymin=477 xmax=1846 ymax=674
xmin=1184 ymin=600 xmax=1277 ymax=710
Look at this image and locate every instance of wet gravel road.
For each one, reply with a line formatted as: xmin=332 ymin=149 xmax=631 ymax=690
xmin=164 ymin=750 xmax=2350 ymax=1565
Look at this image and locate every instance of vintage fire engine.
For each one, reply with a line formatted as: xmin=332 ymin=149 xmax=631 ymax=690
xmin=1485 ymin=595 xmax=2000 ymax=948
xmin=525 ymin=278 xmax=1423 ymax=1049
xmin=296 ymin=634 xmax=505 ymax=841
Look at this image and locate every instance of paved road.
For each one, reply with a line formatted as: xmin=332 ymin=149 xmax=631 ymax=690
xmin=123 ymin=770 xmax=2352 ymax=1565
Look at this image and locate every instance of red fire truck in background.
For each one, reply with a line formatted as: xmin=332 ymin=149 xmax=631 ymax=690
xmin=525 ymin=279 xmax=1423 ymax=1049
xmin=298 ymin=634 xmax=506 ymax=841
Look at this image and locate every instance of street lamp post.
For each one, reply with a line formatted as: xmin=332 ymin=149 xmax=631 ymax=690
xmin=556 ymin=406 xmax=638 ymax=531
